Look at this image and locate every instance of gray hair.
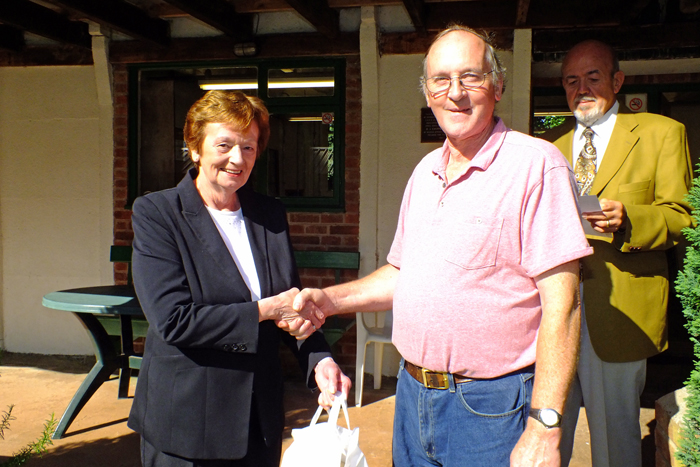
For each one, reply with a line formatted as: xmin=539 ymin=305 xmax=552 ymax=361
xmin=420 ymin=24 xmax=506 ymax=93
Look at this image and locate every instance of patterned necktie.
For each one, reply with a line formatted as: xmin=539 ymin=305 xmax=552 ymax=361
xmin=574 ymin=127 xmax=597 ymax=195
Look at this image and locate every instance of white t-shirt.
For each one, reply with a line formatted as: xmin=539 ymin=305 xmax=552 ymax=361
xmin=206 ymin=207 xmax=261 ymax=301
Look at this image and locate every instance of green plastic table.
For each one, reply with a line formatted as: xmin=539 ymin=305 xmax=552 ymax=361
xmin=42 ymin=285 xmax=144 ymax=439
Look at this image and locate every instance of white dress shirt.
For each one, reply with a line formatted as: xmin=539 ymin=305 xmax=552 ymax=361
xmin=572 ymin=100 xmax=619 ymax=170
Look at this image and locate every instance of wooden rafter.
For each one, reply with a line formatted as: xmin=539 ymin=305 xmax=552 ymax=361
xmin=49 ymin=0 xmax=170 ymax=47
xmin=515 ymin=0 xmax=531 ymax=26
xmin=533 ymin=22 xmax=700 ymax=54
xmin=0 ymin=0 xmax=90 ymax=48
xmin=109 ymin=32 xmax=359 ymax=64
xmin=285 ymin=0 xmax=340 ymax=39
xmin=402 ymin=0 xmax=427 ymax=34
xmin=159 ymin=0 xmax=252 ymax=41
xmin=0 ymin=24 xmax=25 ymax=52
xmin=0 ymin=0 xmax=699 ymax=67
xmin=620 ymin=0 xmax=654 ymax=25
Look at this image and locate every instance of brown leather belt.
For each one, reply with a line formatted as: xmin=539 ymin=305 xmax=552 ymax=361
xmin=404 ymin=361 xmax=473 ymax=389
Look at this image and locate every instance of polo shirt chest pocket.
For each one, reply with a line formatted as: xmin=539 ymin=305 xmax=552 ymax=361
xmin=444 ymin=216 xmax=503 ymax=270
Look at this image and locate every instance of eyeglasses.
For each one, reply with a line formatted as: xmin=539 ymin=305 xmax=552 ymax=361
xmin=423 ymin=70 xmax=494 ymax=96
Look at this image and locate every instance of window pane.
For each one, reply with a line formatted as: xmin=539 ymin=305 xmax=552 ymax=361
xmin=130 ymin=59 xmax=345 ymax=210
xmin=265 ymin=112 xmax=335 ymax=197
xmin=532 ymin=94 xmax=573 ymax=135
xmin=267 ymin=67 xmax=335 ymax=98
xmin=138 ymin=66 xmax=257 ymax=195
xmin=197 ymin=66 xmax=258 ymax=94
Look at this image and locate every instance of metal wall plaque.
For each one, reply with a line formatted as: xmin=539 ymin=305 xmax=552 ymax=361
xmin=421 ymin=107 xmax=445 ymax=143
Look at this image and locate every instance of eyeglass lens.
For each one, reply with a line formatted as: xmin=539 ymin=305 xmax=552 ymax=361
xmin=426 ymin=72 xmax=489 ymax=93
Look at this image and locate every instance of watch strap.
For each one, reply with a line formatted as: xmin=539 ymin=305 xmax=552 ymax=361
xmin=528 ymin=408 xmax=562 ymax=428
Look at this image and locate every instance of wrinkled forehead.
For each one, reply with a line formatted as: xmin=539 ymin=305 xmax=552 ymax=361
xmin=562 ymin=45 xmax=614 ymax=78
xmin=427 ymin=31 xmax=489 ymax=75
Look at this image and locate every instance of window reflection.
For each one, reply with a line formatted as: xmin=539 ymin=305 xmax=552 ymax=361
xmin=197 ymin=66 xmax=258 ymax=93
xmin=268 ymin=67 xmax=335 ymax=98
xmin=131 ymin=60 xmax=345 ymax=209
xmin=265 ymin=113 xmax=334 ymax=197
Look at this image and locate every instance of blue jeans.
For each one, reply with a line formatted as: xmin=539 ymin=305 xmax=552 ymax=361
xmin=392 ymin=361 xmax=534 ymax=467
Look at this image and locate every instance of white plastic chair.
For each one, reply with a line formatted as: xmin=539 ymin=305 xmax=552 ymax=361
xmin=354 ymin=310 xmax=393 ymax=407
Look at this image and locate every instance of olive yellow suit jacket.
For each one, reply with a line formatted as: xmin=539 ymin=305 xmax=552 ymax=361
xmin=550 ymin=111 xmax=693 ymax=362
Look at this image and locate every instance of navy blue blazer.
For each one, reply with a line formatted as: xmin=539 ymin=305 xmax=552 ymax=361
xmin=127 ymin=169 xmax=331 ymax=460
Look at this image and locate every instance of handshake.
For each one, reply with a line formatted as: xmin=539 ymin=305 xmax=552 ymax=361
xmin=261 ymin=286 xmax=352 ymax=407
xmin=258 ymin=287 xmax=334 ymax=340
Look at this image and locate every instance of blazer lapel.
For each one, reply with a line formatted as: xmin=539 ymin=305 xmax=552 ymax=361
xmin=178 ymin=170 xmax=251 ymax=301
xmin=239 ymin=188 xmax=272 ymax=298
xmin=590 ymin=113 xmax=640 ymax=195
xmin=553 ymin=127 xmax=575 ymax=163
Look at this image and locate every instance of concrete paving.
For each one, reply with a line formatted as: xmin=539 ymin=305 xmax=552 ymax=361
xmin=0 ymin=353 xmax=662 ymax=466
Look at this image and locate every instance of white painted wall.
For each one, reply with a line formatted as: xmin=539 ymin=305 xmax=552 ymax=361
xmin=0 ymin=66 xmax=111 ymax=354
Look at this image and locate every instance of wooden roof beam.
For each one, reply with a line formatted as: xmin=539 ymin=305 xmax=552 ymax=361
xmin=515 ymin=0 xmax=531 ymax=26
xmin=620 ymin=0 xmax=653 ymax=25
xmin=0 ymin=0 xmax=90 ymax=48
xmin=49 ymin=0 xmax=170 ymax=47
xmin=159 ymin=0 xmax=253 ymax=41
xmin=0 ymin=24 xmax=25 ymax=52
xmin=533 ymin=22 xmax=700 ymax=54
xmin=285 ymin=0 xmax=340 ymax=39
xmin=402 ymin=0 xmax=427 ymax=34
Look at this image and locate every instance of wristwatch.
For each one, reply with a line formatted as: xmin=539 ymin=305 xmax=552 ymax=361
xmin=529 ymin=408 xmax=562 ymax=428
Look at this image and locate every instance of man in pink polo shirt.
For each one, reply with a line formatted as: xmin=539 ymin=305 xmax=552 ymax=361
xmin=295 ymin=24 xmax=592 ymax=467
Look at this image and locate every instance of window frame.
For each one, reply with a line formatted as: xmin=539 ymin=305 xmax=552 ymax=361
xmin=126 ymin=57 xmax=346 ymax=211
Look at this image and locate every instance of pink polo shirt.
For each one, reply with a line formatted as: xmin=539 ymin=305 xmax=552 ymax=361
xmin=388 ymin=118 xmax=593 ymax=379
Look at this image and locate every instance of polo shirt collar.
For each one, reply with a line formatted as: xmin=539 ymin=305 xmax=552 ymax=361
xmin=433 ymin=117 xmax=508 ymax=181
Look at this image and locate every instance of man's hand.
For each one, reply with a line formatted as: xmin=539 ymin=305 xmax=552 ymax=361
xmin=293 ymin=288 xmax=339 ymax=318
xmin=582 ymin=198 xmax=626 ymax=233
xmin=258 ymin=288 xmax=325 ymax=340
xmin=314 ymin=357 xmax=352 ymax=408
xmin=510 ymin=421 xmax=561 ymax=467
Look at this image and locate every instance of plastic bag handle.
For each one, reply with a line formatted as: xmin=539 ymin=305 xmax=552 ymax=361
xmin=309 ymin=392 xmax=351 ymax=429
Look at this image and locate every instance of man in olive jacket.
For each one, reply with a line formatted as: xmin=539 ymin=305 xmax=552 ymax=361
xmin=547 ymin=40 xmax=693 ymax=467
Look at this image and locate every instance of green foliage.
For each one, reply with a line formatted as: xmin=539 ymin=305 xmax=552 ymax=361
xmin=0 ymin=405 xmax=16 ymax=440
xmin=675 ymin=169 xmax=700 ymax=466
xmin=533 ymin=115 xmax=566 ymax=135
xmin=0 ymin=414 xmax=57 ymax=467
xmin=0 ymin=351 xmax=58 ymax=466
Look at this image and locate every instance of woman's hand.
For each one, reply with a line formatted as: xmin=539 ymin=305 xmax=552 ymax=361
xmin=258 ymin=288 xmax=326 ymax=339
xmin=315 ymin=357 xmax=352 ymax=408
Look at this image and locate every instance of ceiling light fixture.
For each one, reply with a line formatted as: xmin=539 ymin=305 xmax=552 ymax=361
xmin=199 ymin=78 xmax=334 ymax=91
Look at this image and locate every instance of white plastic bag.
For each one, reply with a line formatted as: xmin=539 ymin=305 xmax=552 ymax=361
xmin=281 ymin=393 xmax=369 ymax=467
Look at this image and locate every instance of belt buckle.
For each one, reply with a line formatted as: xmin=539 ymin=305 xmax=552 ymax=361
xmin=421 ymin=367 xmax=449 ymax=390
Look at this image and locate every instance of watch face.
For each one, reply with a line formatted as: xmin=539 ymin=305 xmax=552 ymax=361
xmin=540 ymin=409 xmax=559 ymax=426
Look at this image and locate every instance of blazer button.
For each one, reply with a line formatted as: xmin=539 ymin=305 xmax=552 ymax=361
xmin=239 ymin=344 xmax=247 ymax=351
xmin=223 ymin=344 xmax=231 ymax=352
xmin=232 ymin=344 xmax=240 ymax=352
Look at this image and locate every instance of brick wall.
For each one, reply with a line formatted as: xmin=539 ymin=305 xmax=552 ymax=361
xmin=111 ymin=55 xmax=362 ymax=373
xmin=113 ymin=64 xmax=132 ymax=286
xmin=287 ymin=55 xmax=362 ymax=370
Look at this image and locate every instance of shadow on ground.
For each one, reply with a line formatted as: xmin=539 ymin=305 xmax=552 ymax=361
xmin=12 ymin=434 xmax=141 ymax=467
